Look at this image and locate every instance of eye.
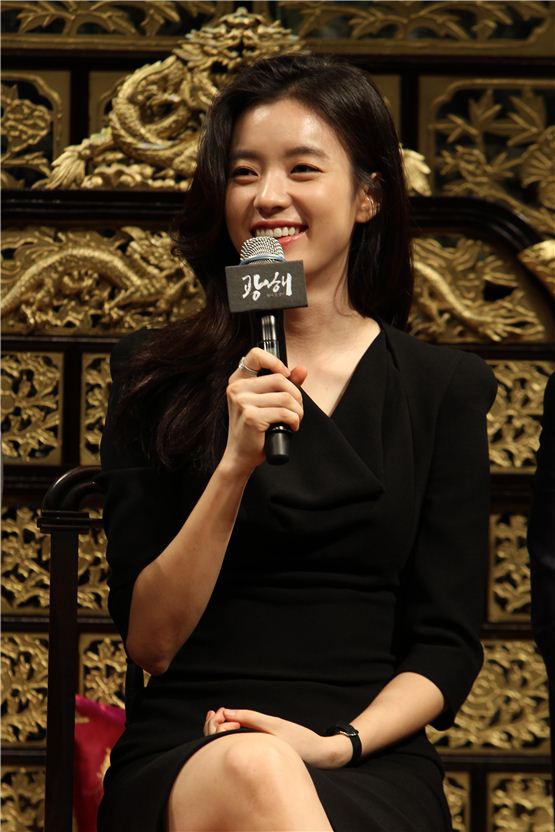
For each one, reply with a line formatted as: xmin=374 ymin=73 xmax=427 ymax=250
xmin=291 ymin=163 xmax=319 ymax=174
xmin=230 ymin=166 xmax=256 ymax=179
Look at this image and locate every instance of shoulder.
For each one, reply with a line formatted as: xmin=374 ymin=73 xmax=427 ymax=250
xmin=382 ymin=322 xmax=497 ymax=412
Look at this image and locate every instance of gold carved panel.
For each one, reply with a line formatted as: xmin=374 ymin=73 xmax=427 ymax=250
xmin=258 ymin=2 xmax=555 ymax=56
xmin=80 ymin=635 xmax=127 ymax=709
xmin=1 ymin=2 xmax=231 ymax=51
xmin=1 ymin=227 xmax=203 ymax=335
xmin=487 ymin=361 xmax=555 ymax=472
xmin=1 ymin=352 xmax=63 ymax=465
xmin=429 ymin=640 xmax=549 ymax=754
xmin=81 ymin=353 xmax=111 ymax=465
xmin=488 ymin=773 xmax=553 ymax=832
xmin=444 ymin=772 xmax=470 ymax=832
xmin=38 ymin=8 xmax=302 ymax=191
xmin=1 ymin=72 xmax=69 ymax=189
xmin=1 ymin=505 xmax=109 ymax=615
xmin=1 ymin=766 xmax=44 ymax=832
xmin=409 ymin=236 xmax=549 ymax=343
xmin=420 ymin=77 xmax=555 ymax=236
xmin=1 ymin=635 xmax=48 ymax=746
xmin=89 ymin=71 xmax=129 ymax=135
xmin=488 ymin=514 xmax=530 ymax=623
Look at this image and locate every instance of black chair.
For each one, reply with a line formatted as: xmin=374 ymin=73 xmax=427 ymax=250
xmin=38 ymin=466 xmax=142 ymax=832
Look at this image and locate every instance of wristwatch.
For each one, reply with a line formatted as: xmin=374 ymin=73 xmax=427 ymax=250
xmin=324 ymin=723 xmax=362 ymax=767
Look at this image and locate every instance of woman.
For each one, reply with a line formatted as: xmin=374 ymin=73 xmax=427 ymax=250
xmin=98 ymin=54 xmax=497 ymax=831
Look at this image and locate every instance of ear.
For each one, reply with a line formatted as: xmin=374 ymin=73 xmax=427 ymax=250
xmin=355 ymin=187 xmax=379 ymax=224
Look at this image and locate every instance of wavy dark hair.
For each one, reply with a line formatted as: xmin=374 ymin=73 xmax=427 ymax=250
xmin=115 ymin=54 xmax=413 ymax=472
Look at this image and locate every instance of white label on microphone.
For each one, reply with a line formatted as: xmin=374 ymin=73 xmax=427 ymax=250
xmin=241 ymin=271 xmax=293 ymax=302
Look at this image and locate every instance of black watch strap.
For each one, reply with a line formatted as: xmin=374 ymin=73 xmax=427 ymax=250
xmin=324 ymin=722 xmax=362 ymax=767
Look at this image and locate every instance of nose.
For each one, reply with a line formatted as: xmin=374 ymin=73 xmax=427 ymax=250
xmin=253 ymin=170 xmax=291 ymax=214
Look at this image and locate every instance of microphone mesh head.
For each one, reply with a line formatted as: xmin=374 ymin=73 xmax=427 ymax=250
xmin=240 ymin=236 xmax=285 ymax=263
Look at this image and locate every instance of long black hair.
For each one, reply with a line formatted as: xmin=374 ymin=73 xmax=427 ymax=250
xmin=115 ymin=54 xmax=413 ymax=472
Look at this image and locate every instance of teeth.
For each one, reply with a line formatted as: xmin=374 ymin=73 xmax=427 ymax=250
xmin=254 ymin=227 xmax=301 ymax=238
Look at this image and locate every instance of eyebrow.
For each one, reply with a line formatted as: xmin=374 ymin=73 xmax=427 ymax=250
xmin=229 ymin=145 xmax=329 ymax=163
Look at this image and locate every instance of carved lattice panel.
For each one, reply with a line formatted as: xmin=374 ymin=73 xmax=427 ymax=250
xmin=409 ymin=235 xmax=550 ymax=343
xmin=487 ymin=772 xmax=553 ymax=832
xmin=1 ymin=505 xmax=109 ymax=615
xmin=1 ymin=352 xmax=63 ymax=465
xmin=1 ymin=227 xmax=203 ymax=335
xmin=420 ymin=77 xmax=555 ymax=236
xmin=487 ymin=361 xmax=555 ymax=472
xmin=1 ymin=766 xmax=44 ymax=832
xmin=488 ymin=514 xmax=531 ymax=623
xmin=1 ymin=635 xmax=48 ymax=746
xmin=80 ymin=635 xmax=128 ymax=709
xmin=262 ymin=1 xmax=555 ymax=55
xmin=81 ymin=353 xmax=111 ymax=465
xmin=1 ymin=72 xmax=69 ymax=189
xmin=444 ymin=771 xmax=470 ymax=832
xmin=428 ymin=640 xmax=549 ymax=754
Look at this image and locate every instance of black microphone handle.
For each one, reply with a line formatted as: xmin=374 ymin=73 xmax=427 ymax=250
xmin=249 ymin=310 xmax=292 ymax=465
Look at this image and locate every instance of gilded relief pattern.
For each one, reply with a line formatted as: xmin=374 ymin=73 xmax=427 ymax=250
xmin=429 ymin=641 xmax=549 ymax=753
xmin=1 ymin=505 xmax=109 ymax=614
xmin=488 ymin=773 xmax=553 ymax=832
xmin=488 ymin=514 xmax=531 ymax=623
xmin=444 ymin=772 xmax=470 ymax=832
xmin=1 ymin=767 xmax=44 ymax=832
xmin=424 ymin=79 xmax=555 ymax=236
xmin=37 ymin=8 xmax=302 ymax=191
xmin=80 ymin=635 xmax=128 ymax=709
xmin=1 ymin=352 xmax=63 ymax=465
xmin=2 ymin=1 xmax=225 ymax=45
xmin=409 ymin=236 xmax=547 ymax=343
xmin=487 ymin=361 xmax=554 ymax=472
xmin=518 ymin=239 xmax=555 ymax=301
xmin=1 ymin=636 xmax=48 ymax=745
xmin=1 ymin=75 xmax=62 ymax=188
xmin=270 ymin=1 xmax=552 ymax=50
xmin=81 ymin=353 xmax=111 ymax=464
xmin=1 ymin=227 xmax=202 ymax=335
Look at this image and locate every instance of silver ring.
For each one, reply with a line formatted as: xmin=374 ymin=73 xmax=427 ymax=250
xmin=238 ymin=357 xmax=258 ymax=375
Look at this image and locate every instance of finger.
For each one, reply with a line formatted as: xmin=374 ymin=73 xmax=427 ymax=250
xmin=215 ymin=721 xmax=241 ymax=733
xmin=228 ymin=373 xmax=303 ymax=406
xmin=289 ymin=365 xmax=308 ymax=388
xmin=232 ymin=391 xmax=304 ymax=417
xmin=231 ymin=348 xmax=290 ymax=381
xmin=223 ymin=708 xmax=272 ymax=730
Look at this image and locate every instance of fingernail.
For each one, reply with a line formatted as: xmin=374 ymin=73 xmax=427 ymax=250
xmin=225 ymin=708 xmax=237 ymax=716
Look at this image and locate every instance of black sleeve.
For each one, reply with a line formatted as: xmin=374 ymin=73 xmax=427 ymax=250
xmin=395 ymin=351 xmax=497 ymax=729
xmin=98 ymin=332 xmax=202 ymax=642
xmin=528 ymin=372 xmax=555 ymax=676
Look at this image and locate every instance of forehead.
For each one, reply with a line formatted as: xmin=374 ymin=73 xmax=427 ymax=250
xmin=230 ymin=98 xmax=348 ymax=160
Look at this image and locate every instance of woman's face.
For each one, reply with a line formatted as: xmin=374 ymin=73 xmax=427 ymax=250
xmin=225 ymin=98 xmax=371 ymax=288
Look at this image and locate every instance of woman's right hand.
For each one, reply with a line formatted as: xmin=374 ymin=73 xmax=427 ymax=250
xmin=222 ymin=348 xmax=307 ymax=476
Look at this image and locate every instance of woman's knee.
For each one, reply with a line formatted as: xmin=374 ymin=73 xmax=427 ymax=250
xmin=219 ymin=733 xmax=305 ymax=789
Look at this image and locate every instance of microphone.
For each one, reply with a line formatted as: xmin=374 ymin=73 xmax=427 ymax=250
xmin=225 ymin=237 xmax=308 ymax=465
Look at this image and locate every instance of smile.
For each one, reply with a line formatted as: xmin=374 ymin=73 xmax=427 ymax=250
xmin=254 ymin=226 xmax=306 ymax=239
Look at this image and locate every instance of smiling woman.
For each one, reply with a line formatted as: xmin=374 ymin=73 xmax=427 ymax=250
xmin=97 ymin=55 xmax=496 ymax=832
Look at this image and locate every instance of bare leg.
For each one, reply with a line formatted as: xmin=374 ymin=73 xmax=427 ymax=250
xmin=166 ymin=733 xmax=333 ymax=831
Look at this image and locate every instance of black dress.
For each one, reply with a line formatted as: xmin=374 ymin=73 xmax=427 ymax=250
xmin=97 ymin=324 xmax=497 ymax=832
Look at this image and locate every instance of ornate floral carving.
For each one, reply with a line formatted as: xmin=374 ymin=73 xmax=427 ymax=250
xmin=1 ymin=227 xmax=202 ymax=335
xmin=274 ymin=1 xmax=552 ymax=49
xmin=80 ymin=636 xmax=128 ymax=708
xmin=487 ymin=361 xmax=555 ymax=471
xmin=1 ymin=352 xmax=63 ymax=464
xmin=518 ymin=240 xmax=555 ymax=301
xmin=81 ymin=353 xmax=111 ymax=464
xmin=409 ymin=236 xmax=546 ymax=342
xmin=1 ymin=767 xmax=44 ymax=832
xmin=1 ymin=636 xmax=48 ymax=745
xmin=444 ymin=772 xmax=470 ymax=832
xmin=36 ymin=8 xmax=302 ymax=191
xmin=429 ymin=641 xmax=550 ymax=753
xmin=1 ymin=505 xmax=109 ymax=614
xmin=488 ymin=514 xmax=530 ymax=622
xmin=488 ymin=773 xmax=553 ymax=831
xmin=425 ymin=80 xmax=555 ymax=235
xmin=1 ymin=75 xmax=63 ymax=188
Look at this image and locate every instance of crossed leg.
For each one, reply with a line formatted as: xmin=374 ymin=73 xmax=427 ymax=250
xmin=166 ymin=732 xmax=333 ymax=831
